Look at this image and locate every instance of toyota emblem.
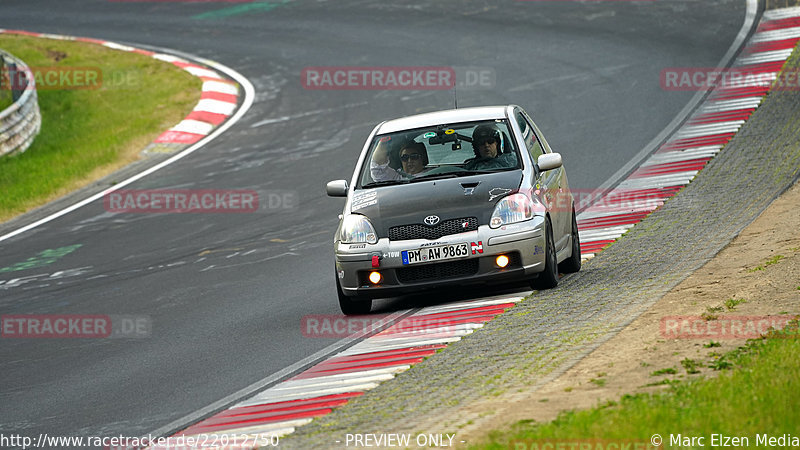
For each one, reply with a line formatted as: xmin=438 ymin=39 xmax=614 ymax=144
xmin=423 ymin=215 xmax=440 ymax=226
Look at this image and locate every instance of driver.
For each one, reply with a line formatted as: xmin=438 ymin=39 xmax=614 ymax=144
xmin=370 ymin=138 xmax=429 ymax=181
xmin=464 ymin=124 xmax=517 ymax=170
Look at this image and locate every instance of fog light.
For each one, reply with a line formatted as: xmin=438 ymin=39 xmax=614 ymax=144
xmin=495 ymin=255 xmax=510 ymax=268
xmin=368 ymin=271 xmax=382 ymax=284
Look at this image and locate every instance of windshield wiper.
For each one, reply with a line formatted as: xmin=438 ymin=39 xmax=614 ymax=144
xmin=457 ymin=170 xmax=496 ymax=176
xmin=461 ymin=167 xmax=519 ymax=175
xmin=408 ymin=173 xmax=461 ymax=182
xmin=362 ymin=179 xmax=410 ymax=188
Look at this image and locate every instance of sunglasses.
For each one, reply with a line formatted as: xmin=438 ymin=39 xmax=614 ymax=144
xmin=400 ymin=153 xmax=423 ymax=162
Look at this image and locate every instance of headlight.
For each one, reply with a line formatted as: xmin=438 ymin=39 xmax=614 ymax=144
xmin=490 ymin=193 xmax=534 ymax=228
xmin=340 ymin=214 xmax=378 ymax=244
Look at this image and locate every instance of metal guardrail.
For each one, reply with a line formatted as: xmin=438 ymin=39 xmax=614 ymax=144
xmin=0 ymin=49 xmax=41 ymax=157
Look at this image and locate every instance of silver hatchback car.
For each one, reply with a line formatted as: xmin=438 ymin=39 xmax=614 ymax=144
xmin=327 ymin=105 xmax=580 ymax=314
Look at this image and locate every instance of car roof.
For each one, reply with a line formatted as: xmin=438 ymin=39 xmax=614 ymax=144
xmin=376 ymin=105 xmax=512 ymax=134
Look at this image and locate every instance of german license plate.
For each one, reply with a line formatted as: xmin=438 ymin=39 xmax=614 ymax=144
xmin=402 ymin=243 xmax=470 ymax=265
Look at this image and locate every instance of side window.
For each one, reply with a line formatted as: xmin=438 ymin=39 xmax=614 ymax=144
xmin=515 ymin=111 xmax=544 ymax=162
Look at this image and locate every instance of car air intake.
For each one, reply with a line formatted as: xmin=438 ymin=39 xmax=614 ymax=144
xmin=388 ymin=217 xmax=478 ymax=241
xmin=396 ymin=259 xmax=479 ymax=283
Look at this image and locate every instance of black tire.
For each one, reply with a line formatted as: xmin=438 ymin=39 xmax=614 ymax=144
xmin=558 ymin=208 xmax=582 ymax=274
xmin=336 ymin=275 xmax=372 ymax=315
xmin=531 ymin=216 xmax=559 ymax=290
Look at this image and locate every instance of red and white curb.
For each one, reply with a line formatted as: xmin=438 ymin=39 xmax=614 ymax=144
xmin=576 ymin=6 xmax=800 ymax=260
xmin=0 ymin=29 xmax=239 ymax=146
xmin=152 ymin=55 xmax=239 ymax=145
xmin=157 ymin=297 xmax=521 ymax=445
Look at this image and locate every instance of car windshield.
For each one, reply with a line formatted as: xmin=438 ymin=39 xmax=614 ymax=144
xmin=359 ymin=119 xmax=520 ymax=188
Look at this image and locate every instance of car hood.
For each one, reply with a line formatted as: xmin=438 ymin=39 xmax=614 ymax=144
xmin=350 ymin=171 xmax=523 ymax=237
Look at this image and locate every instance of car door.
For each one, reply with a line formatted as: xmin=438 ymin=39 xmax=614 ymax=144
xmin=516 ymin=109 xmax=571 ymax=254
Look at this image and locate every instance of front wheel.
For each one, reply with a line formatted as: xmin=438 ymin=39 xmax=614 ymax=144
xmin=531 ymin=216 xmax=559 ymax=290
xmin=336 ymin=274 xmax=372 ymax=315
xmin=558 ymin=207 xmax=581 ymax=274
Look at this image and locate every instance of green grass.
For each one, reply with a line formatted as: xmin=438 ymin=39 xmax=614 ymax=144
xmin=0 ymin=85 xmax=12 ymax=110
xmin=589 ymin=377 xmax=606 ymax=387
xmin=748 ymin=255 xmax=785 ymax=272
xmin=476 ymin=322 xmax=800 ymax=449
xmin=725 ymin=298 xmax=747 ymax=311
xmin=700 ymin=311 xmax=718 ymax=321
xmin=0 ymin=35 xmax=201 ymax=221
xmin=650 ymin=367 xmax=677 ymax=376
xmin=680 ymin=358 xmax=702 ymax=375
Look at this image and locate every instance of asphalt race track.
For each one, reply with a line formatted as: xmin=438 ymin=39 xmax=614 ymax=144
xmin=0 ymin=0 xmax=748 ymax=440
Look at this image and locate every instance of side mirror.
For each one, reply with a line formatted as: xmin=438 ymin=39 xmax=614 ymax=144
xmin=537 ymin=153 xmax=562 ymax=172
xmin=326 ymin=180 xmax=349 ymax=197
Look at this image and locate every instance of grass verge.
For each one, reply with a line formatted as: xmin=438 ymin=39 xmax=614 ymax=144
xmin=0 ymin=34 xmax=201 ymax=222
xmin=0 ymin=84 xmax=12 ymax=110
xmin=476 ymin=322 xmax=800 ymax=449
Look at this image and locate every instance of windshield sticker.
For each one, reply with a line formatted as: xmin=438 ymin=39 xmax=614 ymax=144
xmin=351 ymin=190 xmax=378 ymax=211
xmin=489 ymin=188 xmax=512 ymax=201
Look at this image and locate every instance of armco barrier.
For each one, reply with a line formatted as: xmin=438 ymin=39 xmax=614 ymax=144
xmin=0 ymin=49 xmax=41 ymax=157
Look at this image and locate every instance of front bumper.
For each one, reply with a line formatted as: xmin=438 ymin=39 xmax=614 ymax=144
xmin=335 ymin=216 xmax=547 ymax=298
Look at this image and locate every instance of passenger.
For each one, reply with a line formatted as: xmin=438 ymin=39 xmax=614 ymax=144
xmin=464 ymin=124 xmax=517 ymax=170
xmin=370 ymin=138 xmax=429 ymax=181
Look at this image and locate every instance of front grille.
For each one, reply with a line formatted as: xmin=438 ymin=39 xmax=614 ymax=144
xmin=396 ymin=259 xmax=479 ymax=283
xmin=388 ymin=217 xmax=478 ymax=241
